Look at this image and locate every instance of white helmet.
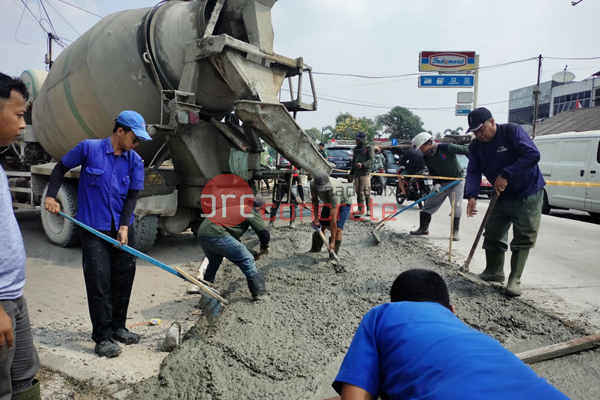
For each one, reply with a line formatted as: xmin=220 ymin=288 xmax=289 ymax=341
xmin=412 ymin=132 xmax=433 ymax=149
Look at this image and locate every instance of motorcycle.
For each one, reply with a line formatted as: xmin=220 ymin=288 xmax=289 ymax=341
xmin=395 ymin=167 xmax=433 ymax=209
xmin=371 ymin=167 xmax=386 ymax=196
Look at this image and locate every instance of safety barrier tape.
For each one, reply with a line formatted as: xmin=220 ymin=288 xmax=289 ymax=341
xmin=332 ymin=169 xmax=600 ymax=187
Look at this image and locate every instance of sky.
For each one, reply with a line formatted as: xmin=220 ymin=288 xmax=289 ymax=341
xmin=1 ymin=0 xmax=599 ymax=136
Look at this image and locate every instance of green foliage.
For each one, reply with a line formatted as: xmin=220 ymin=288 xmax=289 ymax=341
xmin=324 ymin=112 xmax=381 ymax=141
xmin=443 ymin=127 xmax=464 ymax=136
xmin=303 ymin=127 xmax=323 ymax=144
xmin=375 ymin=106 xmax=424 ymax=140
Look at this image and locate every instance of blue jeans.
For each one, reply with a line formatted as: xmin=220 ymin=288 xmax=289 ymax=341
xmin=197 ymin=235 xmax=258 ymax=283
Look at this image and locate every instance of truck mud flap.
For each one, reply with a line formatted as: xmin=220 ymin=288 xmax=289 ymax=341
xmin=234 ymin=100 xmax=332 ymax=177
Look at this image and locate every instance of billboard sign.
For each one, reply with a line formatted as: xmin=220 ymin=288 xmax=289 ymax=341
xmin=419 ymin=51 xmax=476 ymax=72
xmin=418 ymin=75 xmax=474 ymax=88
xmin=455 ymin=104 xmax=471 ymax=116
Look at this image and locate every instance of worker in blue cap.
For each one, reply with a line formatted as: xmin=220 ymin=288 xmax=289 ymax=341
xmin=44 ymin=111 xmax=151 ymax=358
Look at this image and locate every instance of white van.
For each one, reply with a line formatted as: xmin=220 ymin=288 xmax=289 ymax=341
xmin=534 ymin=131 xmax=600 ymax=217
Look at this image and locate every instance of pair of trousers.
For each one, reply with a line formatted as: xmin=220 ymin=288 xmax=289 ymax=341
xmin=483 ymin=189 xmax=543 ymax=253
xmin=0 ymin=297 xmax=39 ymax=400
xmin=422 ymin=180 xmax=465 ymax=217
xmin=80 ymin=226 xmax=136 ymax=343
xmin=197 ymin=235 xmax=259 ymax=283
xmin=353 ymin=175 xmax=371 ymax=203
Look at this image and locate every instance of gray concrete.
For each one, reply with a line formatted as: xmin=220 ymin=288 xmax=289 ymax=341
xmin=368 ymin=189 xmax=600 ymax=331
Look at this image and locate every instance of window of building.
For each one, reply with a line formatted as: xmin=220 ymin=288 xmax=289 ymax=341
xmin=553 ymin=90 xmax=592 ymax=115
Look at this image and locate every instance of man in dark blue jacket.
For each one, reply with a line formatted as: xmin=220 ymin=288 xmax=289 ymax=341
xmin=464 ymin=108 xmax=545 ymax=296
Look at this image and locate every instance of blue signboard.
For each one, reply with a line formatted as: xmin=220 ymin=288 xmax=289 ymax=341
xmin=391 ymin=138 xmax=398 ymax=146
xmin=418 ymin=75 xmax=474 ymax=88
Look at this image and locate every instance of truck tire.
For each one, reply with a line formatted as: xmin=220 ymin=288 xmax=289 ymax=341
xmin=41 ymin=183 xmax=81 ymax=247
xmin=134 ymin=215 xmax=159 ymax=253
xmin=542 ymin=190 xmax=551 ymax=215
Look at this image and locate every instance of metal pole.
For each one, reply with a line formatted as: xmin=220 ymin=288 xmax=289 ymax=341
xmin=531 ymin=54 xmax=543 ymax=139
xmin=473 ymin=54 xmax=480 ymax=109
xmin=449 ymin=192 xmax=455 ymax=262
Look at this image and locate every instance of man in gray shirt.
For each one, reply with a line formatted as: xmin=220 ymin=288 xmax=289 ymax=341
xmin=0 ymin=73 xmax=40 ymax=399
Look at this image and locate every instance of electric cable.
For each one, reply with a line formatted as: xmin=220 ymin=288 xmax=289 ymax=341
xmin=44 ymin=0 xmax=82 ymax=35
xmin=53 ymin=0 xmax=102 ymax=18
xmin=14 ymin=0 xmax=31 ymax=45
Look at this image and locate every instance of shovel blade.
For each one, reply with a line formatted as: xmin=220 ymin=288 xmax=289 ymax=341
xmin=372 ymin=230 xmax=382 ymax=244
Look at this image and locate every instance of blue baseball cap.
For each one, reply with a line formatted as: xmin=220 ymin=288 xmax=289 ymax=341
xmin=116 ymin=110 xmax=152 ymax=141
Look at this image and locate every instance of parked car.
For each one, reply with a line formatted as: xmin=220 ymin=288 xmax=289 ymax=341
xmin=278 ymin=156 xmax=291 ymax=167
xmin=534 ymin=131 xmax=600 ymax=217
xmin=456 ymin=154 xmax=493 ymax=198
xmin=326 ymin=146 xmax=353 ymax=181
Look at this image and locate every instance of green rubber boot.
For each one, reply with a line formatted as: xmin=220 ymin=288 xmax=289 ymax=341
xmin=11 ymin=380 xmax=40 ymax=400
xmin=478 ymin=251 xmax=506 ymax=282
xmin=506 ymin=249 xmax=529 ymax=297
xmin=334 ymin=239 xmax=342 ymax=255
xmin=309 ymin=232 xmax=324 ymax=253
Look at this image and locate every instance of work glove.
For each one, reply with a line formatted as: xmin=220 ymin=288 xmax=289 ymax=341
xmin=433 ymin=183 xmax=442 ymax=193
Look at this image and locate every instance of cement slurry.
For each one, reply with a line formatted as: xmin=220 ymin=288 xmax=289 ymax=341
xmin=128 ymin=221 xmax=599 ymax=400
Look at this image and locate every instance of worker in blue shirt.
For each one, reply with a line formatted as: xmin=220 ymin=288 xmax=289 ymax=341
xmin=328 ymin=269 xmax=569 ymax=400
xmin=464 ymin=107 xmax=546 ymax=297
xmin=44 ymin=111 xmax=151 ymax=358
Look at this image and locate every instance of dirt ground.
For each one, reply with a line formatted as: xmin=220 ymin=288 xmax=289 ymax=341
xmin=19 ymin=209 xmax=599 ymax=399
xmin=121 ymin=219 xmax=598 ymax=400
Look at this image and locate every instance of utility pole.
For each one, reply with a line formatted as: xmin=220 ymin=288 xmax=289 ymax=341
xmin=531 ymin=54 xmax=543 ymax=139
xmin=472 ymin=54 xmax=480 ymax=109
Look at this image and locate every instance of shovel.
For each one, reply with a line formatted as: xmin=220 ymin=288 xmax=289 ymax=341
xmin=459 ymin=192 xmax=500 ymax=285
xmin=311 ymin=221 xmax=340 ymax=262
xmin=58 ymin=211 xmax=227 ymax=324
xmin=372 ymin=180 xmax=461 ymax=244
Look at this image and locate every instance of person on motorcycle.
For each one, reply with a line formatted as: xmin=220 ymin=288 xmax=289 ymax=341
xmin=372 ymin=147 xmax=386 ymax=195
xmin=397 ymin=144 xmax=426 ymax=197
xmin=410 ymin=132 xmax=468 ymax=241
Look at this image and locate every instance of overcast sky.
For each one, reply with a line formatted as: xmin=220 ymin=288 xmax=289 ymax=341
xmin=1 ymin=0 xmax=599 ymax=135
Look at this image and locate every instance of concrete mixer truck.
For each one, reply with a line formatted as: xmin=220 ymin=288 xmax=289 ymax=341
xmin=2 ymin=0 xmax=331 ymax=251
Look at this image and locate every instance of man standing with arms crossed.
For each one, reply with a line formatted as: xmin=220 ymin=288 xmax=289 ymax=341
xmin=465 ymin=107 xmax=545 ymax=296
xmin=45 ymin=111 xmax=151 ymax=357
xmin=349 ymin=132 xmax=374 ymax=217
xmin=0 ymin=73 xmax=40 ymax=400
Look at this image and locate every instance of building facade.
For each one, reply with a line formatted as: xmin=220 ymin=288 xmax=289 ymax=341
xmin=508 ymin=74 xmax=600 ymax=125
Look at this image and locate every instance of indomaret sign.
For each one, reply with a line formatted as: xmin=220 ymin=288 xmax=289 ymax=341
xmin=419 ymin=51 xmax=476 ymax=72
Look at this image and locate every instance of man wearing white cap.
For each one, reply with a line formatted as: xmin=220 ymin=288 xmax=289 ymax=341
xmin=44 ymin=110 xmax=151 ymax=357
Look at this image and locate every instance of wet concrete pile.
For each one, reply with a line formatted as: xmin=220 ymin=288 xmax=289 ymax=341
xmin=128 ymin=222 xmax=598 ymax=399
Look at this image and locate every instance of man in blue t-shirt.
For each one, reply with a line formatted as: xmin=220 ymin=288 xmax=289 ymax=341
xmin=464 ymin=107 xmax=546 ymax=297
xmin=45 ymin=111 xmax=151 ymax=358
xmin=329 ymin=269 xmax=568 ymax=400
xmin=0 ymin=73 xmax=40 ymax=400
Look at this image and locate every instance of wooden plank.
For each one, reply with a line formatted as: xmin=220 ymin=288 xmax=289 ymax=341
xmin=4 ymin=170 xmax=31 ymax=177
xmin=13 ymin=202 xmax=36 ymax=209
xmin=9 ymin=187 xmax=32 ymax=194
xmin=516 ymin=333 xmax=600 ymax=364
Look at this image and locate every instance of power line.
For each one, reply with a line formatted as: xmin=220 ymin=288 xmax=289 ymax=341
xmin=313 ymin=57 xmax=537 ymax=79
xmin=545 ymin=56 xmax=600 ymax=61
xmin=14 ymin=0 xmax=31 ymax=45
xmin=52 ymin=0 xmax=103 ymax=19
xmin=37 ymin=0 xmax=57 ymax=35
xmin=44 ymin=0 xmax=81 ymax=35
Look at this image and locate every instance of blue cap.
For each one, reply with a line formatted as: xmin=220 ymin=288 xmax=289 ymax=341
xmin=116 ymin=111 xmax=152 ymax=141
xmin=355 ymin=131 xmax=366 ymax=139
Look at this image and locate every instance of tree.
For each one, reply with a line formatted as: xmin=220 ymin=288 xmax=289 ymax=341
xmin=376 ymin=106 xmax=424 ymax=141
xmin=303 ymin=127 xmax=323 ymax=144
xmin=325 ymin=112 xmax=381 ymax=141
xmin=444 ymin=127 xmax=464 ymax=136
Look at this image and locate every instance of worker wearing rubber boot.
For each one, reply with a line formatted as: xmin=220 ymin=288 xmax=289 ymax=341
xmin=45 ymin=111 xmax=150 ymax=358
xmin=0 ymin=73 xmax=41 ymax=400
xmin=410 ymin=132 xmax=468 ymax=241
xmin=197 ymin=197 xmax=270 ymax=301
xmin=372 ymin=147 xmax=387 ymax=195
xmin=308 ymin=173 xmax=353 ymax=257
xmin=465 ymin=108 xmax=545 ymax=297
xmin=349 ymin=131 xmax=374 ymax=217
